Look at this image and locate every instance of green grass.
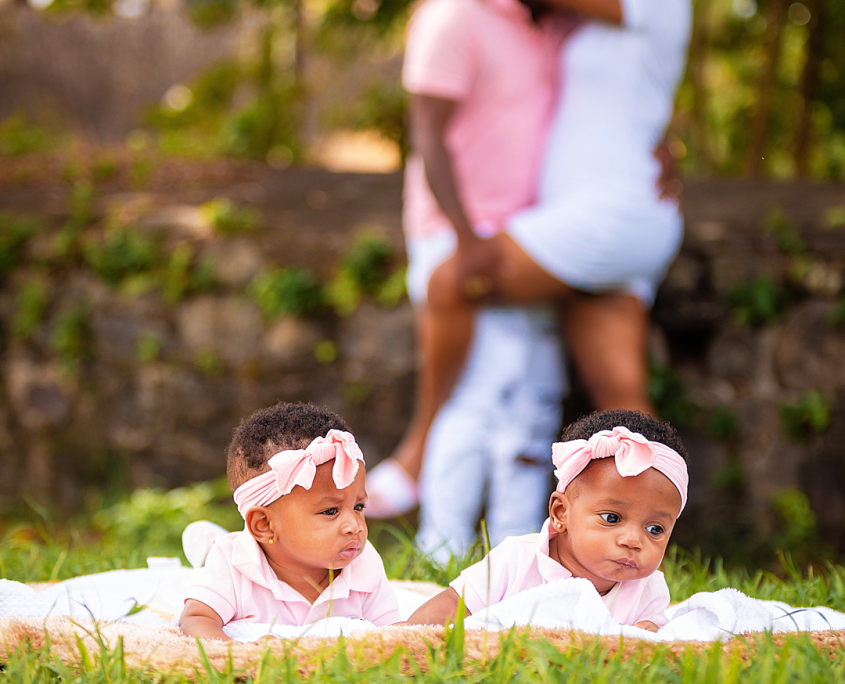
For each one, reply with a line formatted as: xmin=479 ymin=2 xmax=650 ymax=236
xmin=3 ymin=485 xmax=845 ymax=681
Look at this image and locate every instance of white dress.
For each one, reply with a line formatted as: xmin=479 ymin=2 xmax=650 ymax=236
xmin=508 ymin=0 xmax=692 ymax=306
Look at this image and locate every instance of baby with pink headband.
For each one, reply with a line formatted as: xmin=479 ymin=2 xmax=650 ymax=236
xmin=179 ymin=402 xmax=401 ymax=640
xmin=406 ymin=409 xmax=688 ymax=632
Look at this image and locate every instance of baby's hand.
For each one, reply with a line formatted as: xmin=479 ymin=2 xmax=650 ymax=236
xmin=633 ymin=620 xmax=659 ymax=633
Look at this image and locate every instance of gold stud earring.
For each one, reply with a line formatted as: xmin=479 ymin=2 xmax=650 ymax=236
xmin=268 ymin=538 xmax=275 ymax=544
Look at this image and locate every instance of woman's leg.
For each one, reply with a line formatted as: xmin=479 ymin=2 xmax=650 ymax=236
xmin=560 ymin=292 xmax=655 ymax=415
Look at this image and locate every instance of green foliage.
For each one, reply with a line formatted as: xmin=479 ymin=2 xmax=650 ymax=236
xmin=709 ymin=454 xmax=745 ymax=495
xmin=326 ymin=231 xmax=398 ymax=315
xmin=377 ymin=266 xmax=408 ymax=306
xmin=822 ymin=205 xmax=845 ymax=229
xmin=200 ymin=197 xmax=261 ymax=235
xmin=83 ymin=225 xmax=160 ymax=286
xmin=763 ymin=206 xmax=807 ymax=255
xmin=249 ymin=267 xmax=325 ymax=318
xmin=92 ymin=153 xmax=119 ymax=181
xmin=314 ymin=339 xmax=338 ymax=364
xmin=11 ymin=276 xmax=50 ymax=341
xmin=49 ymin=301 xmax=93 ymax=374
xmin=342 ymin=380 xmax=371 ymax=404
xmin=648 ymin=360 xmax=700 ymax=427
xmin=54 ymin=180 xmax=95 ymax=256
xmin=828 ymin=298 xmax=845 ymax=326
xmin=185 ymin=0 xmax=237 ymax=28
xmin=770 ymin=489 xmax=824 ymax=565
xmin=0 ymin=212 xmax=38 ymax=281
xmin=0 ymin=112 xmax=54 ymax=156
xmin=372 ymin=521 xmax=484 ymax=587
xmin=729 ymin=276 xmax=790 ymax=326
xmin=194 ymin=348 xmax=225 ymax=375
xmin=136 ymin=331 xmax=163 ymax=363
xmin=325 ymin=267 xmax=363 ymax=317
xmin=161 ymin=242 xmax=216 ymax=304
xmin=705 ymin=406 xmax=741 ymax=440
xmin=341 ymin=231 xmax=393 ymax=293
xmin=350 ymin=83 xmax=410 ymax=161
xmin=92 ymin=479 xmax=240 ymax=558
xmin=780 ymin=390 xmax=831 ymax=441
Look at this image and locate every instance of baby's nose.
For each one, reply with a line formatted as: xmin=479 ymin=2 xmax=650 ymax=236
xmin=341 ymin=512 xmax=364 ymax=534
xmin=618 ymin=527 xmax=644 ymax=549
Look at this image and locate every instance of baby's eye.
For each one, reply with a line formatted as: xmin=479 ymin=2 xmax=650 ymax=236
xmin=321 ymin=507 xmax=339 ymax=516
xmin=354 ymin=503 xmax=366 ymax=512
xmin=600 ymin=513 xmax=620 ymax=524
xmin=646 ymin=524 xmax=664 ymax=536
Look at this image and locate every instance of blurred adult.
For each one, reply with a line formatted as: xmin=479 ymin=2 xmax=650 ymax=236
xmin=371 ymin=0 xmax=691 ymax=533
xmin=365 ymin=0 xmax=571 ymax=537
xmin=422 ymin=0 xmax=691 ymax=457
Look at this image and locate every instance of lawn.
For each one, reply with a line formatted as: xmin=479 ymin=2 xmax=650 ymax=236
xmin=3 ymin=482 xmax=845 ymax=682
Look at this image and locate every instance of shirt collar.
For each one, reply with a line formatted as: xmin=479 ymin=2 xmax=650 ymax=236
xmin=230 ymin=530 xmax=380 ymax=603
xmin=535 ymin=518 xmax=574 ymax=582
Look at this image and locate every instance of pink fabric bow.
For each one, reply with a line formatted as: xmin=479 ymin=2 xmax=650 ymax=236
xmin=233 ymin=430 xmax=365 ymax=518
xmin=551 ymin=426 xmax=688 ymax=515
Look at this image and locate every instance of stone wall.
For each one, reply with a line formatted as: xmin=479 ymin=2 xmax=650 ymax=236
xmin=1 ymin=168 xmax=845 ymax=557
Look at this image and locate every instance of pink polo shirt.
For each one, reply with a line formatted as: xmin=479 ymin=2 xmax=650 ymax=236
xmin=402 ymin=0 xmax=569 ymax=240
xmin=450 ymin=519 xmax=671 ymax=626
xmin=185 ymin=532 xmax=402 ymax=627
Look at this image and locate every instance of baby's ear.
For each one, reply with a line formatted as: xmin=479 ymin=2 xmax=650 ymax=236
xmin=549 ymin=491 xmax=567 ymax=532
xmin=245 ymin=507 xmax=274 ymax=543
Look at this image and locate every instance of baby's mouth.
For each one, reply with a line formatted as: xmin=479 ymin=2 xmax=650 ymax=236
xmin=614 ymin=558 xmax=638 ymax=569
xmin=339 ymin=542 xmax=361 ymax=560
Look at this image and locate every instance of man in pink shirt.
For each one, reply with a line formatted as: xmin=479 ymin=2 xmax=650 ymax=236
xmin=364 ymin=0 xmax=571 ymax=553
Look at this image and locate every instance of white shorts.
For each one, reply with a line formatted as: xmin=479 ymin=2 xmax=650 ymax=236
xmin=508 ymin=191 xmax=683 ymax=307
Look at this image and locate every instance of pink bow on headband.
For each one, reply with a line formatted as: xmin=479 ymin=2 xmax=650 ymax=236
xmin=551 ymin=426 xmax=688 ymax=515
xmin=233 ymin=430 xmax=365 ymax=518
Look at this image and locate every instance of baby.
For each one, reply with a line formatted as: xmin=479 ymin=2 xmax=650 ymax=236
xmin=179 ymin=402 xmax=401 ymax=640
xmin=406 ymin=409 xmax=688 ymax=631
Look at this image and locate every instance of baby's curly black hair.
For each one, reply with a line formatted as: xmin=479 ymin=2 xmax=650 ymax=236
xmin=226 ymin=402 xmax=349 ymax=491
xmin=560 ymin=409 xmax=688 ymax=461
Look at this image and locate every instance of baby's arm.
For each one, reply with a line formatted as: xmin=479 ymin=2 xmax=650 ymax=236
xmin=633 ymin=620 xmax=660 ymax=632
xmin=179 ymin=599 xmax=231 ymax=641
xmin=405 ymin=587 xmax=471 ymax=626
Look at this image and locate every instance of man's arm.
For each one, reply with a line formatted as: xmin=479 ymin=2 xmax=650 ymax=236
xmin=411 ymin=94 xmax=502 ymax=289
xmin=178 ymin=599 xmax=231 ymax=641
xmin=411 ymin=94 xmax=477 ymax=246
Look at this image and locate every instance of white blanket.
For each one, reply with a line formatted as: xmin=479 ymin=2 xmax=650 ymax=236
xmin=2 ymin=560 xmax=844 ymax=642
xmin=464 ymin=576 xmax=845 ymax=641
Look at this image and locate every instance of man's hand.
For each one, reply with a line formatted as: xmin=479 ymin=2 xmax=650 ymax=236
xmin=455 ymin=236 xmax=503 ymax=299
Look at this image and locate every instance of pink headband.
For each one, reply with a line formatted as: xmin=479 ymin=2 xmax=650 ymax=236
xmin=552 ymin=426 xmax=688 ymax=516
xmin=233 ymin=429 xmax=365 ymax=518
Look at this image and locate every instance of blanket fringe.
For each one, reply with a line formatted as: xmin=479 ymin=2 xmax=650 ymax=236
xmin=3 ymin=617 xmax=845 ymax=678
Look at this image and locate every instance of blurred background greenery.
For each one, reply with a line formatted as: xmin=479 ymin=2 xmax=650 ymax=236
xmin=0 ymin=0 xmax=842 ymax=180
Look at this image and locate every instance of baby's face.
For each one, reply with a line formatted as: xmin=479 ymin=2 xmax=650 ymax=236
xmin=549 ymin=458 xmax=682 ymax=596
xmin=264 ymin=461 xmax=368 ymax=575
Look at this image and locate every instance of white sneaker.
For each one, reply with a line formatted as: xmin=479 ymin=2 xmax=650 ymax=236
xmin=365 ymin=460 xmax=419 ymax=518
xmin=182 ymin=521 xmax=229 ymax=568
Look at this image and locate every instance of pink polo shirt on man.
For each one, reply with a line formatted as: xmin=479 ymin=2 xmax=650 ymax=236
xmin=401 ymin=0 xmax=568 ymax=240
xmin=185 ymin=532 xmax=402 ymax=627
xmin=450 ymin=519 xmax=671 ymax=626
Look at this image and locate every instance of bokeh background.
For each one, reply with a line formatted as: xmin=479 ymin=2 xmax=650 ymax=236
xmin=1 ymin=0 xmax=844 ymax=569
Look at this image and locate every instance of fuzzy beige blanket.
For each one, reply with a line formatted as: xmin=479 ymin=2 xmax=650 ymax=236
xmin=3 ymin=616 xmax=845 ymax=678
